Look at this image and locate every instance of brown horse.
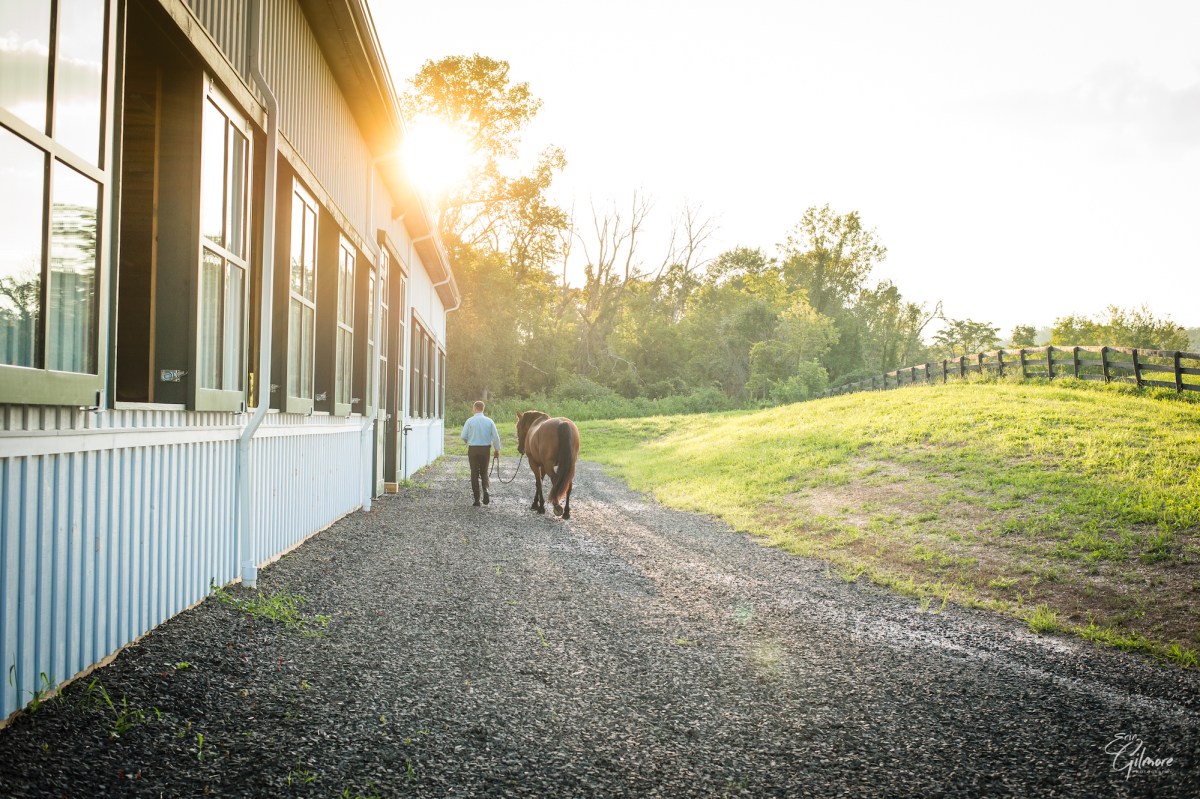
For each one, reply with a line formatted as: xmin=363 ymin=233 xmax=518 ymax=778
xmin=515 ymin=410 xmax=580 ymax=519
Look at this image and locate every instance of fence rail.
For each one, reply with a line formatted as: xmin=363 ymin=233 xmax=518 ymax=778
xmin=818 ymin=346 xmax=1200 ymax=399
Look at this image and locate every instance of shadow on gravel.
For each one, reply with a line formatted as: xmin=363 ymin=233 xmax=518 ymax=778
xmin=0 ymin=456 xmax=1197 ymax=798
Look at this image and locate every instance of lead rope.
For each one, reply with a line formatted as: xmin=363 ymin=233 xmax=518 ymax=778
xmin=490 ymin=452 xmax=525 ymax=484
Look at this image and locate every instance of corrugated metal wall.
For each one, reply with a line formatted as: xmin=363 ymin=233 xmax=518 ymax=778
xmin=0 ymin=413 xmax=240 ymax=721
xmin=184 ymin=0 xmax=250 ymax=75
xmin=251 ymin=416 xmax=363 ymax=562
xmin=263 ymin=0 xmax=370 ymax=231
xmin=0 ymin=409 xmax=364 ymax=721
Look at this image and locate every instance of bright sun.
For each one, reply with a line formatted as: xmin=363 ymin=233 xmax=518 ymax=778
xmin=402 ymin=116 xmax=474 ymax=201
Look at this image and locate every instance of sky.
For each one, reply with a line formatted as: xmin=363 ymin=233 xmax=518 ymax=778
xmin=367 ymin=0 xmax=1200 ymax=336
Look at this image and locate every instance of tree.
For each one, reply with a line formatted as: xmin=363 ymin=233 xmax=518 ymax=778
xmin=1050 ymin=306 xmax=1188 ymax=350
xmin=1049 ymin=314 xmax=1102 ymax=346
xmin=932 ymin=318 xmax=1001 ymax=358
xmin=401 ymin=55 xmax=568 ymax=257
xmin=1009 ymin=324 xmax=1038 ymax=347
xmin=779 ymin=205 xmax=886 ymax=318
xmin=1100 ymin=305 xmax=1189 ymax=350
xmin=1188 ymin=327 xmax=1200 ymax=352
xmin=746 ymin=297 xmax=835 ymax=400
xmin=403 ymin=55 xmax=570 ymax=403
xmin=853 ymin=280 xmax=938 ymax=374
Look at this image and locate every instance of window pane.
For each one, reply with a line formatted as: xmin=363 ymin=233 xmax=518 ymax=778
xmin=223 ymin=264 xmax=243 ymax=390
xmin=199 ymin=249 xmax=223 ymax=388
xmin=200 ymin=99 xmax=226 ymax=249
xmin=227 ymin=127 xmax=247 ymax=258
xmin=289 ymin=194 xmax=304 ymax=296
xmin=302 ymin=206 xmax=315 ymax=299
xmin=0 ymin=4 xmax=50 ymax=131
xmin=301 ymin=305 xmax=313 ymax=398
xmin=336 ymin=329 xmax=349 ymax=405
xmin=54 ymin=0 xmax=105 ymax=165
xmin=0 ymin=127 xmax=45 ymax=367
xmin=338 ymin=243 xmax=354 ymax=325
xmin=287 ymin=298 xmax=300 ymax=397
xmin=47 ymin=160 xmax=98 ymax=373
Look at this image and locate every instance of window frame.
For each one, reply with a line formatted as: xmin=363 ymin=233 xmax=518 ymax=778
xmin=0 ymin=0 xmax=116 ymax=407
xmin=283 ymin=178 xmax=318 ymax=414
xmin=191 ymin=77 xmax=252 ymax=413
xmin=332 ymin=233 xmax=355 ymax=416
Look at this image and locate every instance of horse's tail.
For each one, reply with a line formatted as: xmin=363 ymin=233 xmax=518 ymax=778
xmin=549 ymin=421 xmax=576 ymax=506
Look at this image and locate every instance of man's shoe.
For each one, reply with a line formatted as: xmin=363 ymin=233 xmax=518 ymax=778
xmin=482 ymin=491 xmax=490 ymax=505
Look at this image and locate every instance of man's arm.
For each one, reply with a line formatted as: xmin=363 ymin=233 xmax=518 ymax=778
xmin=460 ymin=418 xmax=471 ymax=443
xmin=489 ymin=420 xmax=502 ymax=453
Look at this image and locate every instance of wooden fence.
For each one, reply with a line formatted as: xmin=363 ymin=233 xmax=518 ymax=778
xmin=818 ymin=346 xmax=1200 ymax=399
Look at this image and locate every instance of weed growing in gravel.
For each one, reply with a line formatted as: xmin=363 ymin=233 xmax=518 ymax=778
xmin=195 ymin=733 xmax=205 ymax=761
xmin=83 ymin=679 xmax=150 ymax=738
xmin=535 ymin=626 xmax=550 ymax=648
xmin=27 ymin=672 xmax=55 ymax=712
xmin=287 ymin=760 xmax=317 ymax=786
xmin=210 ymin=581 xmax=331 ymax=635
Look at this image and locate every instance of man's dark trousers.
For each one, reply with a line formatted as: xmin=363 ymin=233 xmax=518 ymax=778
xmin=468 ymin=445 xmax=491 ymax=504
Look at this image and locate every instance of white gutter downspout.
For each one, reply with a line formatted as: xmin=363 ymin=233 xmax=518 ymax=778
xmin=238 ymin=0 xmax=278 ymax=590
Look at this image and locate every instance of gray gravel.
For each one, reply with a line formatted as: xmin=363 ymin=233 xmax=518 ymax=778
xmin=0 ymin=456 xmax=1197 ymax=798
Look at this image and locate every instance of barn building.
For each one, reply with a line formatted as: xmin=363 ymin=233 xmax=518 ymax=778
xmin=0 ymin=0 xmax=456 ymax=722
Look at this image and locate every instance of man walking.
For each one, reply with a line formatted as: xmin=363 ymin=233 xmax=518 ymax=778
xmin=460 ymin=400 xmax=502 ymax=507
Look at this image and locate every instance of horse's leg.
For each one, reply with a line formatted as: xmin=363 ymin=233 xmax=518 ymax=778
xmin=562 ymin=484 xmax=572 ymax=520
xmin=530 ymin=464 xmax=542 ymax=511
xmin=534 ymin=466 xmax=546 ymax=513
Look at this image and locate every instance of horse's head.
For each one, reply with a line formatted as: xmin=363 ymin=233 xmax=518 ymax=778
xmin=515 ymin=409 xmax=547 ymax=455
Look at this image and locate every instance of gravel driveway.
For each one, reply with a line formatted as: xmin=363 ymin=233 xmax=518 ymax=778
xmin=1 ymin=456 xmax=1197 ymax=797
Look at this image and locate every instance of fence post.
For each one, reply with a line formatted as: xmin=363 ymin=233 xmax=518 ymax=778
xmin=959 ymin=356 xmax=966 ymax=377
xmin=1132 ymin=348 xmax=1142 ymax=387
xmin=1072 ymin=346 xmax=1080 ymax=378
xmin=1175 ymin=351 xmax=1183 ymax=392
xmin=924 ymin=362 xmax=932 ymax=383
xmin=1019 ymin=348 xmax=1028 ymax=378
xmin=997 ymin=350 xmax=1005 ymax=377
xmin=1046 ymin=346 xmax=1054 ymax=379
xmin=941 ymin=360 xmax=948 ymax=383
xmin=1101 ymin=346 xmax=1110 ymax=382
xmin=977 ymin=352 xmax=984 ymax=376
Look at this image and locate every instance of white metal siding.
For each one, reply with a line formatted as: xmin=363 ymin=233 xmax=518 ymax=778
xmin=0 ymin=409 xmax=365 ymax=721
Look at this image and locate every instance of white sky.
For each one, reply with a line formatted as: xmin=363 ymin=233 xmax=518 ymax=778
xmin=367 ymin=0 xmax=1200 ymax=335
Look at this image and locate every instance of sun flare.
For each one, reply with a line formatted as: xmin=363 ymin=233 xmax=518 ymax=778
xmin=402 ymin=116 xmax=474 ymax=201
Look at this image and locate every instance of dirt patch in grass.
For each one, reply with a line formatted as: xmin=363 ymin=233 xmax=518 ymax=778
xmin=758 ymin=460 xmax=1200 ymax=654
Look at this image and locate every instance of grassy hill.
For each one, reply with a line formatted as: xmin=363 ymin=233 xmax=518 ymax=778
xmin=578 ymin=379 xmax=1200 ymax=665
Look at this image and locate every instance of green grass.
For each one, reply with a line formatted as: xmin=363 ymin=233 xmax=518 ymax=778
xmin=578 ymin=379 xmax=1200 ymax=665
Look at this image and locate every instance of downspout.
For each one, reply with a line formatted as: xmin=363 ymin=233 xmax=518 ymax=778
xmin=237 ymin=0 xmax=278 ymax=590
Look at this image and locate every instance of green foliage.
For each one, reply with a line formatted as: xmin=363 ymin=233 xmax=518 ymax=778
xmin=932 ymin=318 xmax=1001 ymax=358
xmin=1050 ymin=305 xmax=1189 ymax=349
xmin=1009 ymin=324 xmax=1038 ymax=347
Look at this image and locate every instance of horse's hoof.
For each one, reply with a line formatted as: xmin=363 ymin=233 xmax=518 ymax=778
xmin=562 ymin=511 xmax=570 ymax=520
xmin=553 ymin=504 xmax=563 ymax=517
xmin=537 ymin=506 xmax=545 ymax=514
